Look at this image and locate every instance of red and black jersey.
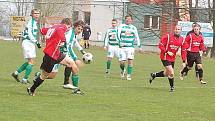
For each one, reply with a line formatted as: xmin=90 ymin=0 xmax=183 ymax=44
xmin=184 ymin=33 xmax=206 ymax=53
xmin=40 ymin=24 xmax=67 ymax=60
xmin=159 ymin=33 xmax=186 ymax=62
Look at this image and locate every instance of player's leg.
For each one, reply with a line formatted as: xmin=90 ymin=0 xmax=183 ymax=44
xmin=119 ymin=48 xmax=126 ymax=78
xmin=126 ymin=48 xmax=135 ymax=80
xmin=149 ymin=60 xmax=167 ymax=84
xmin=165 ymin=64 xmax=175 ymax=92
xmin=60 ymin=55 xmax=82 ymax=93
xmin=180 ymin=52 xmax=193 ymax=80
xmin=21 ymin=58 xmax=34 ymax=84
xmin=195 ymin=55 xmax=206 ymax=84
xmin=195 ymin=64 xmax=199 ymax=79
xmin=27 ymin=54 xmax=60 ymax=96
xmin=106 ymin=46 xmax=114 ymax=74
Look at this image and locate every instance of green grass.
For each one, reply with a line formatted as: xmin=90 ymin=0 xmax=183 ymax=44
xmin=0 ymin=40 xmax=215 ymax=121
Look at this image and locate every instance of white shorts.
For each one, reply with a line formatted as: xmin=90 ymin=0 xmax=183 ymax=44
xmin=119 ymin=47 xmax=135 ymax=61
xmin=22 ymin=40 xmax=36 ymax=59
xmin=52 ymin=64 xmax=61 ymax=72
xmin=107 ymin=45 xmax=120 ymax=59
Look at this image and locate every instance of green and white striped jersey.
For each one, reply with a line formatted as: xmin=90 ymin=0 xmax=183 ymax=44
xmin=104 ymin=27 xmax=119 ymax=46
xmin=117 ymin=24 xmax=140 ymax=48
xmin=22 ymin=17 xmax=38 ymax=43
xmin=63 ymin=28 xmax=83 ymax=61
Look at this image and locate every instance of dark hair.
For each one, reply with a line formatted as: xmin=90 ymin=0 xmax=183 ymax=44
xmin=125 ymin=14 xmax=133 ymax=20
xmin=61 ymin=18 xmax=72 ymax=26
xmin=112 ymin=18 xmax=117 ymax=22
xmin=192 ymin=22 xmax=198 ymax=25
xmin=193 ymin=23 xmax=201 ymax=28
xmin=73 ymin=20 xmax=85 ymax=28
xmin=30 ymin=9 xmax=40 ymax=16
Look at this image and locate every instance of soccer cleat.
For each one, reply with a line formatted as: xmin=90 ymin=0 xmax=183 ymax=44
xmin=179 ymin=71 xmax=184 ymax=80
xmin=73 ymin=88 xmax=84 ymax=95
xmin=200 ymin=80 xmax=207 ymax=84
xmin=105 ymin=69 xmax=110 ymax=74
xmin=21 ymin=79 xmax=30 ymax=84
xmin=11 ymin=73 xmax=20 ymax=82
xmin=63 ymin=84 xmax=78 ymax=90
xmin=169 ymin=86 xmax=174 ymax=92
xmin=27 ymin=88 xmax=35 ymax=96
xmin=120 ymin=70 xmax=126 ymax=78
xmin=149 ymin=73 xmax=156 ymax=84
xmin=126 ymin=75 xmax=131 ymax=80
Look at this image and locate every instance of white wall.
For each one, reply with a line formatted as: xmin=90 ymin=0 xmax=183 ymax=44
xmin=90 ymin=1 xmax=124 ymax=43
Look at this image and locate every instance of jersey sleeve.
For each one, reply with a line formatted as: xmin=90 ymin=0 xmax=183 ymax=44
xmin=181 ymin=38 xmax=187 ymax=62
xmin=134 ymin=26 xmax=141 ymax=48
xmin=104 ymin=29 xmax=110 ymax=47
xmin=40 ymin=27 xmax=48 ymax=36
xmin=158 ymin=34 xmax=168 ymax=52
xmin=200 ymin=36 xmax=206 ymax=52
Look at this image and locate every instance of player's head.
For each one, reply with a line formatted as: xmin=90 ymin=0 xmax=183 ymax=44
xmin=125 ymin=14 xmax=133 ymax=25
xmin=61 ymin=18 xmax=72 ymax=29
xmin=192 ymin=22 xmax=198 ymax=29
xmin=193 ymin=24 xmax=201 ymax=35
xmin=111 ymin=19 xmax=117 ymax=28
xmin=31 ymin=9 xmax=40 ymax=20
xmin=73 ymin=20 xmax=85 ymax=35
xmin=174 ymin=25 xmax=182 ymax=35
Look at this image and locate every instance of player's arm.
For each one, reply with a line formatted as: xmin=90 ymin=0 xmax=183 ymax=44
xmin=104 ymin=29 xmax=110 ymax=47
xmin=74 ymin=38 xmax=86 ymax=55
xmin=158 ymin=34 xmax=168 ymax=52
xmin=200 ymin=36 xmax=206 ymax=52
xmin=181 ymin=38 xmax=187 ymax=63
xmin=134 ymin=27 xmax=141 ymax=48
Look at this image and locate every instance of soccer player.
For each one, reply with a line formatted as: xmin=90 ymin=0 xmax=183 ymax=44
xmin=149 ymin=25 xmax=187 ymax=92
xmin=11 ymin=9 xmax=41 ymax=84
xmin=27 ymin=18 xmax=79 ymax=96
xmin=117 ymin=14 xmax=141 ymax=80
xmin=82 ymin=23 xmax=91 ymax=49
xmin=104 ymin=19 xmax=120 ymax=74
xmin=34 ymin=20 xmax=86 ymax=92
xmin=180 ymin=24 xmax=207 ymax=84
xmin=183 ymin=22 xmax=202 ymax=79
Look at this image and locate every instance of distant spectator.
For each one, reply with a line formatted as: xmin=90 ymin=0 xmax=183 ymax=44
xmin=82 ymin=24 xmax=91 ymax=49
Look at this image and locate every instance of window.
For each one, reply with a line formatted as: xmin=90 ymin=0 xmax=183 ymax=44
xmin=84 ymin=12 xmax=91 ymax=25
xmin=144 ymin=15 xmax=160 ymax=30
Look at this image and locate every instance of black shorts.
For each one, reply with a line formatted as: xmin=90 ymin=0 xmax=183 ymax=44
xmin=40 ymin=53 xmax=65 ymax=73
xmin=161 ymin=60 xmax=175 ymax=68
xmin=187 ymin=51 xmax=202 ymax=67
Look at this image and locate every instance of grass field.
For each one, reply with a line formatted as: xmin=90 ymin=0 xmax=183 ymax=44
xmin=0 ymin=40 xmax=215 ymax=121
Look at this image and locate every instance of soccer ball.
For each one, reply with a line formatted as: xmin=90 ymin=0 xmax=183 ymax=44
xmin=82 ymin=53 xmax=93 ymax=64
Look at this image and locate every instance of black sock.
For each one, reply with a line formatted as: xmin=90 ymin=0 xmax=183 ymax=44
xmin=195 ymin=65 xmax=199 ymax=76
xmin=30 ymin=76 xmax=44 ymax=92
xmin=155 ymin=71 xmax=164 ymax=77
xmin=198 ymin=68 xmax=203 ymax=80
xmin=168 ymin=77 xmax=174 ymax=87
xmin=64 ymin=67 xmax=71 ymax=84
xmin=181 ymin=66 xmax=189 ymax=74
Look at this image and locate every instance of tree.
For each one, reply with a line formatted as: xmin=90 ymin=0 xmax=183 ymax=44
xmin=211 ymin=0 xmax=215 ymax=57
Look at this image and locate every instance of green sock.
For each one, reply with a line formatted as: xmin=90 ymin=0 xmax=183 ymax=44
xmin=120 ymin=63 xmax=125 ymax=71
xmin=72 ymin=74 xmax=79 ymax=87
xmin=23 ymin=64 xmax=33 ymax=80
xmin=127 ymin=65 xmax=133 ymax=75
xmin=107 ymin=60 xmax=111 ymax=69
xmin=17 ymin=62 xmax=28 ymax=73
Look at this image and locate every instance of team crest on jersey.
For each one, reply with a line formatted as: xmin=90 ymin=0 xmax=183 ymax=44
xmin=125 ymin=31 xmax=132 ymax=36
